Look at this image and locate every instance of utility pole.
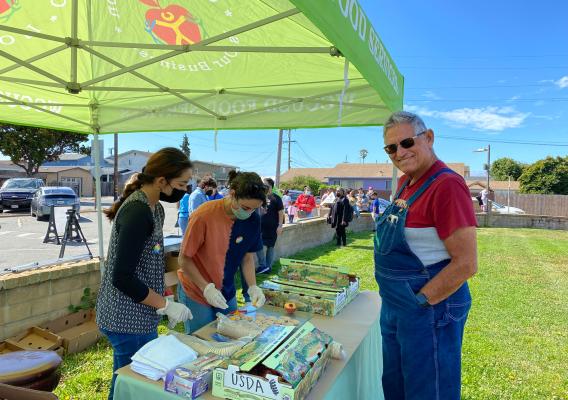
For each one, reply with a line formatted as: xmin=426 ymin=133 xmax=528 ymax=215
xmin=113 ymin=133 xmax=118 ymax=200
xmin=284 ymin=129 xmax=296 ymax=170
xmin=275 ymin=129 xmax=283 ymax=188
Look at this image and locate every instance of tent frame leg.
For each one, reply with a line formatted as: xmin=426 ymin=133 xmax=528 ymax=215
xmin=93 ymin=130 xmax=105 ymax=274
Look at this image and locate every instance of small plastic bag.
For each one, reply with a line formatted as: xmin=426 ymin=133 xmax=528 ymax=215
xmin=216 ymin=312 xmax=262 ymax=339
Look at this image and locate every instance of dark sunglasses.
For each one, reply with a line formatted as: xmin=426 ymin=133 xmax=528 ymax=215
xmin=383 ymin=131 xmax=427 ymax=155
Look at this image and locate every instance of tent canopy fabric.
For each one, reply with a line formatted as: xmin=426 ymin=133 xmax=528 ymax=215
xmin=0 ymin=0 xmax=403 ymax=134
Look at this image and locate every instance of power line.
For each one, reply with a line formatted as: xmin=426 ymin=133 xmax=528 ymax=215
xmin=406 ymin=83 xmax=553 ymax=90
xmin=401 ymin=66 xmax=568 ymax=70
xmin=437 ymin=135 xmax=568 ymax=147
xmin=407 ymin=97 xmax=568 ymax=102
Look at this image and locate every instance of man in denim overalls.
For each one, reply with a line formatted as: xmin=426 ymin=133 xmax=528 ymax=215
xmin=375 ymin=111 xmax=478 ymax=399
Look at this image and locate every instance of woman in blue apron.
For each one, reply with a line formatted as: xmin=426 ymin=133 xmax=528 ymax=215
xmin=375 ymin=111 xmax=478 ymax=400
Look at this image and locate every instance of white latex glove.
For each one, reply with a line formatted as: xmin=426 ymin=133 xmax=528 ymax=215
xmin=156 ymin=298 xmax=193 ymax=329
xmin=247 ymin=285 xmax=266 ymax=308
xmin=203 ymin=283 xmax=229 ymax=309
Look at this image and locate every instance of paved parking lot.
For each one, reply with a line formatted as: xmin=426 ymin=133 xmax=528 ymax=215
xmin=0 ymin=198 xmax=181 ymax=272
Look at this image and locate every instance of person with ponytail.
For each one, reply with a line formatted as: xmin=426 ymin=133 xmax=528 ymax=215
xmin=96 ymin=147 xmax=194 ymax=400
xmin=177 ymin=170 xmax=267 ymax=333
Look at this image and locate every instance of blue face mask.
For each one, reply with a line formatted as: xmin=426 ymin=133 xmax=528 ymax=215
xmin=232 ymin=202 xmax=254 ymax=220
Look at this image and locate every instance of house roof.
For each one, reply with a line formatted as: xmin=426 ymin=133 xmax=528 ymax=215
xmin=281 ymin=162 xmax=468 ymax=182
xmin=105 ymin=150 xmax=153 ymax=161
xmin=0 ymin=160 xmax=26 ymax=171
xmin=193 ymin=160 xmax=237 ymax=169
xmin=466 ymin=180 xmax=520 ymax=191
xmin=57 ymin=153 xmax=89 ymax=161
xmin=280 ymin=168 xmax=335 ymax=182
xmin=38 ymin=166 xmax=92 ymax=173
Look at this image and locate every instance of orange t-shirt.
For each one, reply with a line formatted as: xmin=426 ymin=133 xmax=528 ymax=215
xmin=177 ymin=199 xmax=234 ymax=305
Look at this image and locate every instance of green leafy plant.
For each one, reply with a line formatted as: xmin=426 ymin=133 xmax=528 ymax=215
xmin=68 ymin=287 xmax=97 ymax=313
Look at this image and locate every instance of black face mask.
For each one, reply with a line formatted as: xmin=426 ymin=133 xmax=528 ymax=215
xmin=205 ymin=190 xmax=214 ymax=196
xmin=160 ymin=187 xmax=186 ymax=203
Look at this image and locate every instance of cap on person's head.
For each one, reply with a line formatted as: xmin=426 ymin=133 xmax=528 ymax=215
xmin=368 ymin=186 xmax=373 ymax=190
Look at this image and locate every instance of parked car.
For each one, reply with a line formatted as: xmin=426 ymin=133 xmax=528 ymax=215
xmin=0 ymin=178 xmax=44 ymax=212
xmin=491 ymin=201 xmax=525 ymax=215
xmin=30 ymin=187 xmax=80 ymax=220
xmin=471 ymin=197 xmax=525 ymax=214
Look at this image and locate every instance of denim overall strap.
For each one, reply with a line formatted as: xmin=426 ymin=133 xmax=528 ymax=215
xmin=405 ymin=168 xmax=454 ymax=206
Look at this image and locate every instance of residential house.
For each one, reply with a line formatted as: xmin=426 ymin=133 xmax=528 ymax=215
xmin=37 ymin=166 xmax=94 ymax=197
xmin=105 ymin=150 xmax=152 ymax=173
xmin=466 ymin=179 xmax=520 ymax=196
xmin=0 ymin=160 xmax=27 ymax=186
xmin=281 ymin=162 xmax=470 ymax=191
xmin=191 ymin=160 xmax=237 ymax=187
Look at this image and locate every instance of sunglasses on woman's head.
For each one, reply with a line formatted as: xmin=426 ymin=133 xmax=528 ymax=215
xmin=383 ymin=131 xmax=427 ymax=155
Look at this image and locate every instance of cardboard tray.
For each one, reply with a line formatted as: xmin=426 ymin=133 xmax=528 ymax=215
xmin=212 ymin=322 xmax=333 ymax=400
xmin=261 ymin=278 xmax=360 ymax=317
xmin=6 ymin=327 xmax=62 ymax=351
xmin=192 ymin=305 xmax=312 ymax=342
xmin=42 ymin=310 xmax=101 ymax=355
xmin=0 ymin=341 xmax=22 ymax=354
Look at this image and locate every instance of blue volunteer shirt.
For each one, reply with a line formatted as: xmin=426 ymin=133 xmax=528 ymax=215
xmin=221 ymin=211 xmax=263 ymax=301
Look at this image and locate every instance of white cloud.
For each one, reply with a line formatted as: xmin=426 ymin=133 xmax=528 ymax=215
xmin=555 ymin=76 xmax=568 ymax=88
xmin=404 ymin=104 xmax=529 ymax=132
xmin=422 ymin=91 xmax=441 ymax=100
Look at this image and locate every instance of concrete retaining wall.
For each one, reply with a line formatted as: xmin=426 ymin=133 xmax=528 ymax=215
xmin=0 ymin=260 xmax=100 ymax=341
xmin=476 ymin=213 xmax=568 ymax=230
xmin=274 ymin=214 xmax=375 ymax=258
xmin=0 ymin=215 xmax=375 ymax=340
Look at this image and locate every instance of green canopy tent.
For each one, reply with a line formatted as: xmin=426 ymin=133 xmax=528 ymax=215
xmin=0 ymin=0 xmax=403 ymax=266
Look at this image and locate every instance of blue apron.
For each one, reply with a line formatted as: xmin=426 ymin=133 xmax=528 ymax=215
xmin=374 ymin=168 xmax=471 ymax=400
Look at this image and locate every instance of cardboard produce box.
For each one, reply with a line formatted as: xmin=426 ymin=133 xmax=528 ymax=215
xmin=0 ymin=341 xmax=22 ymax=354
xmin=279 ymin=259 xmax=355 ymax=288
xmin=165 ymin=251 xmax=180 ymax=273
xmin=212 ymin=322 xmax=333 ymax=400
xmin=260 ymin=277 xmax=359 ymax=317
xmin=42 ymin=310 xmax=100 ymax=355
xmin=7 ymin=327 xmax=62 ymax=351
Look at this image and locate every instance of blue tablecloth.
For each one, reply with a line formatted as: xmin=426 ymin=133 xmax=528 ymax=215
xmin=114 ymin=291 xmax=384 ymax=400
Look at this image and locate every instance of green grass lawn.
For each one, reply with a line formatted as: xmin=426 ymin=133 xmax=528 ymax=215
xmin=54 ymin=228 xmax=568 ymax=400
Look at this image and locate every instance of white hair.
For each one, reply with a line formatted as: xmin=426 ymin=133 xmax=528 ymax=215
xmin=383 ymin=111 xmax=427 ymax=137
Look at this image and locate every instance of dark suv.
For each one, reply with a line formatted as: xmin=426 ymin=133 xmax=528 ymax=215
xmin=0 ymin=178 xmax=45 ymax=212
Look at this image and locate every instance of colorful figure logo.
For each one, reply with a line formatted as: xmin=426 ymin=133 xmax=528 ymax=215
xmin=0 ymin=0 xmax=20 ymax=23
xmin=139 ymin=0 xmax=207 ymax=45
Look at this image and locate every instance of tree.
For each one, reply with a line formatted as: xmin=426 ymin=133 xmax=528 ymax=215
xmin=360 ymin=149 xmax=368 ymax=163
xmin=490 ymin=157 xmax=525 ymax=180
xmin=180 ymin=133 xmax=191 ymax=159
xmin=519 ymin=156 xmax=568 ymax=195
xmin=279 ymin=175 xmax=322 ymax=194
xmin=0 ymin=125 xmax=89 ymax=176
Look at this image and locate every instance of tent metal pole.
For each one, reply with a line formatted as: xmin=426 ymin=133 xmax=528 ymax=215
xmin=275 ymin=129 xmax=283 ymax=188
xmin=0 ymin=44 xmax=67 ymax=75
xmin=0 ymin=49 xmax=67 ymax=85
xmin=70 ymin=0 xmax=78 ymax=86
xmin=92 ymin=131 xmax=105 ymax=274
xmin=0 ymin=24 xmax=67 ymax=43
xmin=390 ymin=164 xmax=398 ymax=201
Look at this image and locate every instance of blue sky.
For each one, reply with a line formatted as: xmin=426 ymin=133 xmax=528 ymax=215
xmin=4 ymin=1 xmax=568 ymax=177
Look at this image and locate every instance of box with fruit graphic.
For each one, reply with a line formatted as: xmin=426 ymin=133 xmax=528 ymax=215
xmin=212 ymin=322 xmax=333 ymax=400
xmin=260 ymin=260 xmax=360 ymax=317
xmin=278 ymin=259 xmax=356 ymax=289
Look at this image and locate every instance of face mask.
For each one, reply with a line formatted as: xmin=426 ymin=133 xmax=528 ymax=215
xmin=305 ymin=191 xmax=311 ymax=196
xmin=231 ymin=202 xmax=254 ymax=220
xmin=205 ymin=189 xmax=214 ymax=196
xmin=160 ymin=186 xmax=186 ymax=203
